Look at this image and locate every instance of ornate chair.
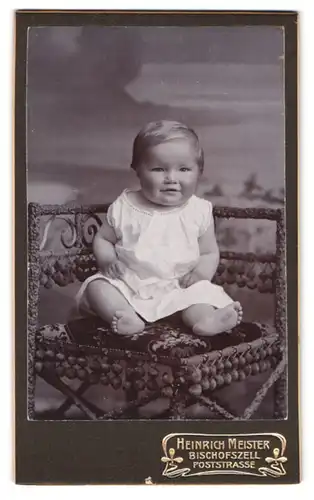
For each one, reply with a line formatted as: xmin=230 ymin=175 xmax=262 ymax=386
xmin=28 ymin=202 xmax=287 ymax=420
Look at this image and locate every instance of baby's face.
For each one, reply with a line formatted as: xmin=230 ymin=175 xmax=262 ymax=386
xmin=137 ymin=139 xmax=201 ymax=207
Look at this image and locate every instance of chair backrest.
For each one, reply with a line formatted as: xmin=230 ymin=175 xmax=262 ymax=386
xmin=28 ymin=203 xmax=286 ymax=336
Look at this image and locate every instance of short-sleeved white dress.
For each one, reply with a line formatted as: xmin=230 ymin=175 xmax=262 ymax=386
xmin=76 ymin=189 xmax=233 ymax=322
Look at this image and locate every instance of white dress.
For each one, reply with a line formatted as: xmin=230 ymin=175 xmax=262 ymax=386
xmin=76 ymin=189 xmax=233 ymax=322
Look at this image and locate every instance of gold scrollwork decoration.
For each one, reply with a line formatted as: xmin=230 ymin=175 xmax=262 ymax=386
xmin=258 ymin=447 xmax=288 ymax=477
xmin=161 ymin=433 xmax=288 ymax=479
xmin=161 ymin=447 xmax=189 ymax=478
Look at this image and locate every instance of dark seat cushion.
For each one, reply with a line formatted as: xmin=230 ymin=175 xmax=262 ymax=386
xmin=36 ymin=315 xmax=277 ymax=359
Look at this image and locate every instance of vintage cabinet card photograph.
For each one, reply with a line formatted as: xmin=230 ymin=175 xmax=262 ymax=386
xmin=15 ymin=9 xmax=299 ymax=484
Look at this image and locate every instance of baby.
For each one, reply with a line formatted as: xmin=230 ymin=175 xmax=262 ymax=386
xmin=76 ymin=120 xmax=243 ymax=336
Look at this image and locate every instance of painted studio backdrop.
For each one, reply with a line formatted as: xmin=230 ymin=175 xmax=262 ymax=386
xmin=27 ymin=25 xmax=284 ymax=329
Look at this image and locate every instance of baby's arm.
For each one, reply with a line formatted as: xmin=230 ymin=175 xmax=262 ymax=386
xmin=196 ymin=222 xmax=220 ymax=280
xmin=93 ymin=217 xmax=125 ymax=278
xmin=180 ymin=223 xmax=219 ymax=287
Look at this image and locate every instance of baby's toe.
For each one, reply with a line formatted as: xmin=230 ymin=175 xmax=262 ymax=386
xmin=111 ymin=314 xmax=120 ymax=332
xmin=114 ymin=310 xmax=124 ymax=319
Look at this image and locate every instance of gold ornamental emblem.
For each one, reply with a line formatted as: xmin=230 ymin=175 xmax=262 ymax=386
xmin=161 ymin=433 xmax=287 ymax=478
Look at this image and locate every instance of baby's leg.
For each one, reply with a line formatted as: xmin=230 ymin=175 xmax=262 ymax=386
xmin=182 ymin=302 xmax=243 ymax=337
xmin=86 ymin=279 xmax=145 ymax=335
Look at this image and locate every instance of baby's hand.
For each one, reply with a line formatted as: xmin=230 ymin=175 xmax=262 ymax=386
xmin=179 ymin=268 xmax=204 ymax=288
xmin=102 ymin=260 xmax=126 ymax=280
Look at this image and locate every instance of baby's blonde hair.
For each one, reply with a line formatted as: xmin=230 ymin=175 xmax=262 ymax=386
xmin=131 ymin=120 xmax=204 ymax=173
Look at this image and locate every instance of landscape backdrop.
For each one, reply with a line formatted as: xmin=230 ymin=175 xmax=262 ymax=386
xmin=27 ymin=26 xmax=285 ymax=417
xmin=27 ymin=26 xmax=284 ymax=207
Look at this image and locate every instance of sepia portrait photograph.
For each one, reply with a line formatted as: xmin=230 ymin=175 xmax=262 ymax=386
xmin=25 ymin=19 xmax=290 ymax=424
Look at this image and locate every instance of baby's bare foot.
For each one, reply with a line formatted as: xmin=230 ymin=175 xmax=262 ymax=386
xmin=193 ymin=302 xmax=243 ymax=336
xmin=111 ymin=310 xmax=145 ymax=335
